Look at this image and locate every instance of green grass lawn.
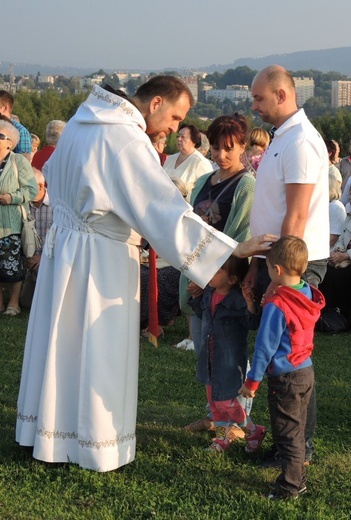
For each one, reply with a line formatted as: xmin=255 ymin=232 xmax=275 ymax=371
xmin=0 ymin=311 xmax=350 ymax=519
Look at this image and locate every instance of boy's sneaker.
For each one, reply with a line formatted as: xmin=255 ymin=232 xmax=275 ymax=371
xmin=267 ymin=489 xmax=298 ymax=500
xmin=245 ymin=425 xmax=266 ymax=453
xmin=269 ymin=482 xmax=307 ymax=496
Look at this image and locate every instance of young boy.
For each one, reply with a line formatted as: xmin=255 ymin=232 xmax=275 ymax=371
xmin=239 ymin=236 xmax=325 ymax=500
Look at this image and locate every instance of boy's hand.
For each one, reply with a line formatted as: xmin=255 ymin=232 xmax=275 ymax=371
xmin=238 ymin=384 xmax=256 ymax=399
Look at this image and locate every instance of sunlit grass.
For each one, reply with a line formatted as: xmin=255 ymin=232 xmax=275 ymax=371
xmin=0 ymin=310 xmax=350 ymax=519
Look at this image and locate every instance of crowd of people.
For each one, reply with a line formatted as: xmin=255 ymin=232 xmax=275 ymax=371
xmin=0 ymin=67 xmax=350 ymax=500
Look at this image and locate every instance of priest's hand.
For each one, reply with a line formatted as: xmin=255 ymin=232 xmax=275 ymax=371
xmin=233 ymin=234 xmax=278 ymax=259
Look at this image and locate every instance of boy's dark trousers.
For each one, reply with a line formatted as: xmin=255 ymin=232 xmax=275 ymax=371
xmin=267 ymin=366 xmax=314 ymax=497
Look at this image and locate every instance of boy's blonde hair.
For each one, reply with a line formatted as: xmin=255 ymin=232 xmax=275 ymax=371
xmin=266 ymin=236 xmax=308 ymax=276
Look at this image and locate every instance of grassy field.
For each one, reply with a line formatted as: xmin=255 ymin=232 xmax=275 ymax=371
xmin=0 ymin=310 xmax=350 ymax=519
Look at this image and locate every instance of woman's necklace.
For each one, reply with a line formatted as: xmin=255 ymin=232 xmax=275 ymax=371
xmin=216 ymin=168 xmax=243 ymax=184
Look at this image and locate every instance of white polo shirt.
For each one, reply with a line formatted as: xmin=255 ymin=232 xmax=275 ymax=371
xmin=250 ymin=109 xmax=330 ymax=261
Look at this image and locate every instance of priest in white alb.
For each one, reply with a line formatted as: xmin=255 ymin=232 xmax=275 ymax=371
xmin=16 ymin=76 xmax=275 ymax=472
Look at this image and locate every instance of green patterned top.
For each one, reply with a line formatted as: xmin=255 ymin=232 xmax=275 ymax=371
xmin=179 ymin=170 xmax=255 ymax=314
xmin=0 ymin=153 xmax=38 ymax=239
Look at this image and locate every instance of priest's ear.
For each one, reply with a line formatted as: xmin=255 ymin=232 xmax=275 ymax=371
xmin=149 ymin=96 xmax=163 ymax=114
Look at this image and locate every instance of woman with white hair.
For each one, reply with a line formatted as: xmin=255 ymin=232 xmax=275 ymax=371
xmin=0 ymin=120 xmax=38 ymax=315
xmin=329 ymin=172 xmax=346 ymax=252
xmin=32 ymin=120 xmax=66 ymax=171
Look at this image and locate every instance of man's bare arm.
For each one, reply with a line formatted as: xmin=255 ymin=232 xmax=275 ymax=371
xmin=281 ymin=183 xmax=315 ymax=238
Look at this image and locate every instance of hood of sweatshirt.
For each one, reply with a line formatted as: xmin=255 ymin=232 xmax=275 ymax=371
xmin=75 ymin=85 xmax=146 ymax=131
xmin=266 ymin=283 xmax=325 ymax=329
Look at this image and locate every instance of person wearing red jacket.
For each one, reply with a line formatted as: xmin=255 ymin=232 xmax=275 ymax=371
xmin=240 ymin=236 xmax=325 ymax=500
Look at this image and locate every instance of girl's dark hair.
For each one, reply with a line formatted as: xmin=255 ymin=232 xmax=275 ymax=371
xmin=178 ymin=123 xmax=202 ymax=148
xmin=221 ymin=256 xmax=249 ymax=283
xmin=206 ymin=113 xmax=249 ymax=149
xmin=324 ymin=139 xmax=338 ymax=162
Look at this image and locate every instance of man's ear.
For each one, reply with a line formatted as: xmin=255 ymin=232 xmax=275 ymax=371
xmin=149 ymin=96 xmax=163 ymax=114
xmin=276 ymin=89 xmax=286 ymax=104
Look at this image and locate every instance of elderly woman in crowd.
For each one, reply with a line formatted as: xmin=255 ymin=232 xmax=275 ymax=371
xmin=325 ymin=139 xmax=342 ymax=186
xmin=320 ymin=183 xmax=351 ymax=325
xmin=328 ymin=172 xmax=346 ymax=252
xmin=32 ymin=120 xmax=66 ymax=171
xmin=164 ymin=123 xmax=212 ymax=200
xmin=0 ymin=121 xmax=38 ymax=315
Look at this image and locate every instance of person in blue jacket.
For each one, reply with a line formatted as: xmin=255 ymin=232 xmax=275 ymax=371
xmin=189 ymin=255 xmax=266 ymax=453
xmin=240 ymin=236 xmax=325 ymax=500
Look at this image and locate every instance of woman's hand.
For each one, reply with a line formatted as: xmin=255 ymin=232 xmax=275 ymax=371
xmin=27 ymin=253 xmax=41 ymax=271
xmin=0 ymin=193 xmax=12 ymax=205
xmin=329 ymin=250 xmax=349 ymax=266
xmin=234 ymin=234 xmax=278 ymax=259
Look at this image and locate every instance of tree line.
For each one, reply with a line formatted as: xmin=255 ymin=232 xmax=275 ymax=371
xmin=11 ymin=84 xmax=351 ymax=156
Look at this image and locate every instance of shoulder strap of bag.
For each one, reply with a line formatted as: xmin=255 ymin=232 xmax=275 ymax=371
xmin=205 ymin=169 xmax=247 ymax=216
xmin=11 ymin=154 xmax=27 ymax=220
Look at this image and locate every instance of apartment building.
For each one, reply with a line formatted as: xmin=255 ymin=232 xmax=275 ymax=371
xmin=332 ymin=80 xmax=351 ymax=108
xmin=293 ymin=77 xmax=314 ymax=107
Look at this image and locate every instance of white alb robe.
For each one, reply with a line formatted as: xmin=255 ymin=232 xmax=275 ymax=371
xmin=16 ymin=85 xmax=237 ymax=472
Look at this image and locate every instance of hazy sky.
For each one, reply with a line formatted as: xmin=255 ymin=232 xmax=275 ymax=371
xmin=5 ymin=0 xmax=351 ymax=71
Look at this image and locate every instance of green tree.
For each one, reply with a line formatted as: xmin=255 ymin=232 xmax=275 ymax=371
xmin=313 ymin=108 xmax=351 ymax=155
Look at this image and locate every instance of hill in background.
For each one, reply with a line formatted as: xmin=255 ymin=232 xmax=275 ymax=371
xmin=1 ymin=46 xmax=351 ymax=77
xmin=205 ymin=47 xmax=351 ymax=76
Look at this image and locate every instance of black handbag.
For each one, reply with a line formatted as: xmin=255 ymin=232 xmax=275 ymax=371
xmin=316 ymin=307 xmax=347 ymax=334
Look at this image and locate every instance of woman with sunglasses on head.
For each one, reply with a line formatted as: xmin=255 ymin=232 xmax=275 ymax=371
xmin=0 ymin=120 xmax=38 ymax=315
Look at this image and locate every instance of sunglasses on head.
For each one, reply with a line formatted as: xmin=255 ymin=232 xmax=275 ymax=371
xmin=0 ymin=133 xmax=11 ymax=141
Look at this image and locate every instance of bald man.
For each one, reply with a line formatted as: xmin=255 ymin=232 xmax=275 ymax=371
xmin=244 ymin=65 xmax=329 ymax=471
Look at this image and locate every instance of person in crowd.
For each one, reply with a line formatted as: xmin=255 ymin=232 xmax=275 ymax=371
xmin=339 ymin=139 xmax=351 ymax=191
xmin=332 ymin=139 xmax=341 ymax=168
xmin=240 ymin=236 xmax=325 ymax=500
xmin=198 ymin=132 xmax=210 ymax=158
xmin=328 ymin=172 xmax=346 ymax=252
xmin=189 ymin=255 xmax=265 ymax=453
xmin=325 ymin=139 xmax=342 ymax=185
xmin=31 ymin=120 xmax=66 ymax=171
xmin=150 ymin=133 xmax=168 ymax=166
xmin=140 ymin=177 xmax=188 ymax=338
xmin=30 ymin=134 xmax=41 ymax=163
xmin=179 ymin=114 xmax=255 ymax=441
xmin=20 ymin=168 xmax=53 ymax=309
xmin=244 ymin=127 xmax=270 ymax=175
xmin=15 ymin=76 xmax=275 ymax=473
xmin=320 ymin=183 xmax=351 ymax=325
xmin=0 ymin=91 xmax=32 ymax=161
xmin=244 ymin=65 xmax=329 ymax=468
xmin=164 ymin=123 xmax=212 ymax=200
xmin=0 ymin=121 xmax=38 ymax=315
